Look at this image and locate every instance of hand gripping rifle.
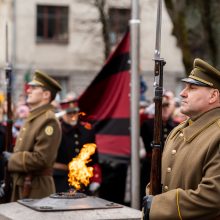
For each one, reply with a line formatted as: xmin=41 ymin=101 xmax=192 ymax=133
xmin=0 ymin=24 xmax=13 ymax=203
xmin=149 ymin=0 xmax=166 ymax=196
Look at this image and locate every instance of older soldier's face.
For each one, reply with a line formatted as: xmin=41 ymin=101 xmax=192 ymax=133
xmin=180 ymin=83 xmax=213 ymax=118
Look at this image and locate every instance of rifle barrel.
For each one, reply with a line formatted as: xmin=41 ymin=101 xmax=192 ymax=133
xmin=154 ymin=0 xmax=162 ymax=60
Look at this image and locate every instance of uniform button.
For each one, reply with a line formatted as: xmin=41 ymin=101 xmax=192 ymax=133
xmin=164 ymin=186 xmax=169 ymax=191
xmin=75 ymin=148 xmax=79 ymax=153
xmin=171 ymin=149 xmax=177 ymax=155
xmin=167 ymin=167 xmax=172 ymax=172
xmin=179 ymin=133 xmax=183 ymax=137
xmin=74 ymin=134 xmax=78 ymax=138
xmin=75 ymin=141 xmax=79 ymax=145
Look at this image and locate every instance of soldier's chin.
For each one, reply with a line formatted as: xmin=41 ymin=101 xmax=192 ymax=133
xmin=180 ymin=107 xmax=186 ymax=114
xmin=26 ymin=99 xmax=34 ymax=107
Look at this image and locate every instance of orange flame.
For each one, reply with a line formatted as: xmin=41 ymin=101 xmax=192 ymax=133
xmin=68 ymin=143 xmax=96 ymax=190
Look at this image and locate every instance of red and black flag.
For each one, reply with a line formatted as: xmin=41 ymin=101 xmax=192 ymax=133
xmin=78 ymin=31 xmax=130 ymax=161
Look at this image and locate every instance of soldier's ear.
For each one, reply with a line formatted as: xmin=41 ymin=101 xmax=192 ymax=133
xmin=42 ymin=90 xmax=51 ymax=101
xmin=209 ymin=89 xmax=219 ymax=104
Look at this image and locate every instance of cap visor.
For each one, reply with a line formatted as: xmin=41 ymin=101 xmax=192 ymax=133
xmin=181 ymin=78 xmax=209 ymax=87
xmin=28 ymin=80 xmax=44 ymax=87
xmin=66 ymin=107 xmax=80 ymax=114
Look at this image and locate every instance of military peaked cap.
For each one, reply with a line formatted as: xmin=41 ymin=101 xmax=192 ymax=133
xmin=28 ymin=70 xmax=62 ymax=97
xmin=182 ymin=58 xmax=220 ymax=90
xmin=60 ymin=98 xmax=79 ymax=113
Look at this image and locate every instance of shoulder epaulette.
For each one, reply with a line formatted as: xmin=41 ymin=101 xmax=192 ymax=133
xmin=80 ymin=121 xmax=92 ymax=130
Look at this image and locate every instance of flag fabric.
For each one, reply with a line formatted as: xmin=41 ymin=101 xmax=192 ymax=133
xmin=78 ymin=31 xmax=130 ymax=161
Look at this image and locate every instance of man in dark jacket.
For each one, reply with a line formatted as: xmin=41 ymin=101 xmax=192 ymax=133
xmin=140 ymin=94 xmax=178 ymax=206
xmin=53 ymin=99 xmax=102 ymax=195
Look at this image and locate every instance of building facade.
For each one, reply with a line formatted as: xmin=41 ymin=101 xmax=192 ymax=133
xmin=0 ymin=0 xmax=184 ymax=102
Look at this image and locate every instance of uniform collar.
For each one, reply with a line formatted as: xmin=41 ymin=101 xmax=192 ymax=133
xmin=170 ymin=108 xmax=220 ymax=143
xmin=26 ymin=103 xmax=54 ymax=122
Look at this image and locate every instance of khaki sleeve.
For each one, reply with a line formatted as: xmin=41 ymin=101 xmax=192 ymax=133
xmin=8 ymin=118 xmax=61 ymax=172
xmin=150 ymin=144 xmax=220 ymax=220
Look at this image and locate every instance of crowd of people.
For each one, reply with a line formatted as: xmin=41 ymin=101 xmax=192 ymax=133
xmin=0 ymin=69 xmax=186 ymax=205
xmin=0 ymin=57 xmax=220 ymax=219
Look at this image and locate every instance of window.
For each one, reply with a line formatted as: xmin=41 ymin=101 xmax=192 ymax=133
xmin=108 ymin=8 xmax=130 ymax=45
xmin=36 ymin=5 xmax=69 ymax=43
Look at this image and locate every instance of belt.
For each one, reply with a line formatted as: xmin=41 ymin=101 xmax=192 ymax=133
xmin=53 ymin=162 xmax=68 ymax=171
xmin=33 ymin=168 xmax=53 ymax=176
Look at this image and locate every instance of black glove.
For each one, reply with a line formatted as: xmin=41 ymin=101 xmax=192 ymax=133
xmin=142 ymin=195 xmax=154 ymax=220
xmin=2 ymin=151 xmax=12 ymax=164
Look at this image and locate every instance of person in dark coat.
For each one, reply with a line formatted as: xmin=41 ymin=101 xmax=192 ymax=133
xmin=0 ymin=122 xmax=6 ymax=181
xmin=53 ymin=98 xmax=102 ymax=195
xmin=140 ymin=94 xmax=178 ymax=206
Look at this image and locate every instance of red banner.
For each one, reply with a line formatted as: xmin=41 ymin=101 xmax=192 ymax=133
xmin=78 ymin=31 xmax=130 ymax=159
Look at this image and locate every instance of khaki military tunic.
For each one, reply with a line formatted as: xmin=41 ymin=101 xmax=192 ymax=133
xmin=150 ymin=108 xmax=220 ymax=220
xmin=8 ymin=104 xmax=61 ymax=201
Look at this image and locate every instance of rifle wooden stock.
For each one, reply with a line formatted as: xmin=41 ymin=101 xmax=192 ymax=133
xmin=149 ymin=59 xmax=165 ymax=195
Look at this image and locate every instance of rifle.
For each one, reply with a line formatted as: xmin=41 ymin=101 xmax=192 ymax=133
xmin=149 ymin=0 xmax=166 ymax=196
xmin=0 ymin=23 xmax=13 ymax=203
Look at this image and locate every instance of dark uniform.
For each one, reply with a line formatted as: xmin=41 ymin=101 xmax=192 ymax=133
xmin=7 ymin=70 xmax=62 ymax=201
xmin=53 ymin=101 xmax=101 ymax=193
xmin=0 ymin=123 xmax=6 ymax=181
xmin=140 ymin=117 xmax=178 ymax=205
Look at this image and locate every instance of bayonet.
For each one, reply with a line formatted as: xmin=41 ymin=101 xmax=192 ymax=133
xmin=154 ymin=0 xmax=162 ymax=61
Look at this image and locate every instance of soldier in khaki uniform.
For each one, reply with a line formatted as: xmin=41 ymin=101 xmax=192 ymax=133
xmin=143 ymin=58 xmax=220 ymax=220
xmin=2 ymin=70 xmax=62 ymax=201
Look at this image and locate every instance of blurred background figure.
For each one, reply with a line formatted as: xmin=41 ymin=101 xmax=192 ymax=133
xmin=53 ymin=98 xmax=102 ymax=195
xmin=0 ymin=100 xmax=17 ymax=147
xmin=13 ymin=104 xmax=30 ymax=136
xmin=65 ymin=91 xmax=78 ymax=101
xmin=140 ymin=91 xmax=179 ymax=206
xmin=172 ymin=106 xmax=188 ymax=123
xmin=139 ymin=100 xmax=150 ymax=125
xmin=51 ymin=93 xmax=61 ymax=113
xmin=0 ymin=102 xmax=6 ymax=182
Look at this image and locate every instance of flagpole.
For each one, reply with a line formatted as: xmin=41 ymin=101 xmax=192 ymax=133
xmin=130 ymin=0 xmax=140 ymax=209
